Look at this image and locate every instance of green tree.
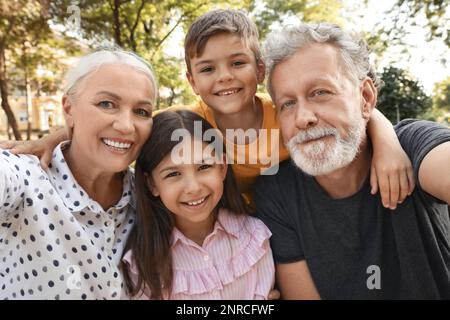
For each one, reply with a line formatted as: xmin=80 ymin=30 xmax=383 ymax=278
xmin=433 ymin=76 xmax=450 ymax=111
xmin=377 ymin=66 xmax=432 ymax=123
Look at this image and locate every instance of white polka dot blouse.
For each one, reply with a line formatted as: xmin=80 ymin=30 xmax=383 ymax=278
xmin=0 ymin=142 xmax=136 ymax=300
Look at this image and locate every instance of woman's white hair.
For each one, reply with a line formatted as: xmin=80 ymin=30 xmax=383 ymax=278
xmin=263 ymin=23 xmax=381 ymax=98
xmin=63 ymin=48 xmax=158 ymax=102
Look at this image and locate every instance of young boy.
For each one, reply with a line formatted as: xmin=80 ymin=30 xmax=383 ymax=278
xmin=1 ymin=9 xmax=414 ymax=209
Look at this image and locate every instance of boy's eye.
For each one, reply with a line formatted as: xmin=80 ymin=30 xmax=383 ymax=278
xmin=134 ymin=108 xmax=151 ymax=118
xmin=97 ymin=101 xmax=114 ymax=109
xmin=200 ymin=66 xmax=213 ymax=73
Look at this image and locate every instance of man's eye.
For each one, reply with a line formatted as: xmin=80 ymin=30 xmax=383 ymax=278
xmin=313 ymin=89 xmax=331 ymax=97
xmin=135 ymin=108 xmax=151 ymax=118
xmin=280 ymin=100 xmax=296 ymax=111
xmin=97 ymin=101 xmax=114 ymax=109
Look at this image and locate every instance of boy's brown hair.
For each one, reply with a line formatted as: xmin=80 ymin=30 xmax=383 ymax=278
xmin=184 ymin=9 xmax=261 ymax=72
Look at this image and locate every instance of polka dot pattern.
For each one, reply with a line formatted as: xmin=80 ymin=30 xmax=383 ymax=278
xmin=0 ymin=143 xmax=136 ymax=299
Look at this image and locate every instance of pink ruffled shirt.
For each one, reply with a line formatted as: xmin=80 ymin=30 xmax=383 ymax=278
xmin=123 ymin=208 xmax=275 ymax=299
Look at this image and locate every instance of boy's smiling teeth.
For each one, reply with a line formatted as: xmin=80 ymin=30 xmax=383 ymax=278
xmin=102 ymin=138 xmax=132 ymax=150
xmin=184 ymin=196 xmax=208 ymax=206
xmin=216 ymin=88 xmax=241 ymax=96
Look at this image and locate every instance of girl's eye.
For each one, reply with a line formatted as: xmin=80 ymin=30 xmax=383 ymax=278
xmin=200 ymin=66 xmax=213 ymax=73
xmin=199 ymin=164 xmax=212 ymax=171
xmin=97 ymin=101 xmax=114 ymax=109
xmin=280 ymin=100 xmax=296 ymax=111
xmin=134 ymin=108 xmax=151 ymax=118
xmin=165 ymin=172 xmax=180 ymax=179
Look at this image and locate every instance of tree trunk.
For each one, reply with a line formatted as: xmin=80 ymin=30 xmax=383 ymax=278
xmin=112 ymin=0 xmax=123 ymax=47
xmin=0 ymin=46 xmax=22 ymax=140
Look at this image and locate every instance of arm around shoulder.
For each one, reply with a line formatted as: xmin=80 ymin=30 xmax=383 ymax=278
xmin=418 ymin=141 xmax=450 ymax=204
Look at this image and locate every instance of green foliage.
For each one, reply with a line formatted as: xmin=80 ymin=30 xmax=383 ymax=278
xmin=433 ymin=77 xmax=450 ymax=111
xmin=377 ymin=66 xmax=432 ymax=123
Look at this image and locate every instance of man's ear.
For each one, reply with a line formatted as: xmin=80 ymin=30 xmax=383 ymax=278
xmin=360 ymin=77 xmax=377 ymax=120
xmin=62 ymin=95 xmax=74 ymax=128
xmin=186 ymin=71 xmax=200 ymax=95
xmin=144 ymin=172 xmax=159 ymax=197
xmin=256 ymin=58 xmax=266 ymax=84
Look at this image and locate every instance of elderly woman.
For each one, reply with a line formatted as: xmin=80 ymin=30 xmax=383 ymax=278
xmin=0 ymin=50 xmax=157 ymax=299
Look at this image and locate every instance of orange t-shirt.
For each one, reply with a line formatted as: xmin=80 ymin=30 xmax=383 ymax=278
xmin=154 ymin=93 xmax=290 ymax=205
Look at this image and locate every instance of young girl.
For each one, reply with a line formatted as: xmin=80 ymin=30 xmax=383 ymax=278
xmin=121 ymin=110 xmax=275 ymax=299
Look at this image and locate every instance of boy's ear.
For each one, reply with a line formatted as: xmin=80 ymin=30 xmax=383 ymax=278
xmin=256 ymin=59 xmax=266 ymax=84
xmin=144 ymin=172 xmax=160 ymax=197
xmin=360 ymin=77 xmax=377 ymax=120
xmin=62 ymin=95 xmax=74 ymax=129
xmin=186 ymin=71 xmax=200 ymax=95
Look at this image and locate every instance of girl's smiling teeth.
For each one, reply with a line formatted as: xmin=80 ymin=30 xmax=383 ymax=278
xmin=215 ymin=88 xmax=241 ymax=96
xmin=101 ymin=138 xmax=132 ymax=150
xmin=183 ymin=195 xmax=209 ymax=206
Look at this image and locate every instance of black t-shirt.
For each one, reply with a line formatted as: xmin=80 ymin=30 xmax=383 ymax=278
xmin=255 ymin=119 xmax=450 ymax=299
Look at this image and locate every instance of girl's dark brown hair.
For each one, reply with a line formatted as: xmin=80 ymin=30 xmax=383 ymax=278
xmin=122 ymin=109 xmax=250 ymax=299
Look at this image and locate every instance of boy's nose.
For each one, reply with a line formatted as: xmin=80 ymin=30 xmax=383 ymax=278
xmin=217 ymin=68 xmax=233 ymax=83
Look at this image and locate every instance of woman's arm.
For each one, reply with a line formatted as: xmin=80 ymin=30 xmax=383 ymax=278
xmin=0 ymin=127 xmax=68 ymax=169
xmin=0 ymin=150 xmax=25 ymax=217
xmin=367 ymin=109 xmax=415 ymax=209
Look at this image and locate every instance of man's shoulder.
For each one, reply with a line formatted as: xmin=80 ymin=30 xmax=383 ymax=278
xmin=255 ymin=160 xmax=298 ymax=190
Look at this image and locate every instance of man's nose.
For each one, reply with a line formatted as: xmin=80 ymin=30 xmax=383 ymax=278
xmin=294 ymin=103 xmax=318 ymax=130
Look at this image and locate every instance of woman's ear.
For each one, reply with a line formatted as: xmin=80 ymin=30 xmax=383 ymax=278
xmin=144 ymin=172 xmax=159 ymax=197
xmin=360 ymin=77 xmax=377 ymax=120
xmin=62 ymin=95 xmax=74 ymax=128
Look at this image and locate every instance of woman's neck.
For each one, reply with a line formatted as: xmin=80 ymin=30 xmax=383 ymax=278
xmin=63 ymin=145 xmax=123 ymax=210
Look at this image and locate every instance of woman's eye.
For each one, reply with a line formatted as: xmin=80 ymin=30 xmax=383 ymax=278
xmin=232 ymin=61 xmax=246 ymax=67
xmin=97 ymin=101 xmax=114 ymax=109
xmin=135 ymin=108 xmax=151 ymax=118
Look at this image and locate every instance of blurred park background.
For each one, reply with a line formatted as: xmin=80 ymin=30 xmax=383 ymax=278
xmin=0 ymin=0 xmax=449 ymax=141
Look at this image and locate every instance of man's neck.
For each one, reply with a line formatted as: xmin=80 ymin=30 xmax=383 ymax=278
xmin=315 ymin=138 xmax=372 ymax=199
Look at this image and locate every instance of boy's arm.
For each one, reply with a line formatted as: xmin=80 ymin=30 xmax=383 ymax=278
xmin=367 ymin=109 xmax=415 ymax=209
xmin=0 ymin=127 xmax=68 ymax=169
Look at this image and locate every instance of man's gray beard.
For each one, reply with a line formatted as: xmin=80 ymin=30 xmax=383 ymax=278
xmin=286 ymin=118 xmax=365 ymax=176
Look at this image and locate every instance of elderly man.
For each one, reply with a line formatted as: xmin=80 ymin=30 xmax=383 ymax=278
xmin=254 ymin=23 xmax=450 ymax=299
